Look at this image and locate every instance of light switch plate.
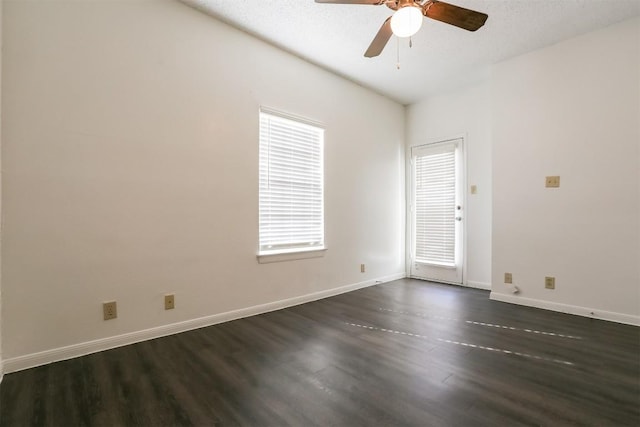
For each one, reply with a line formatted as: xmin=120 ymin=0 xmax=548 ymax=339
xmin=545 ymin=176 xmax=560 ymax=188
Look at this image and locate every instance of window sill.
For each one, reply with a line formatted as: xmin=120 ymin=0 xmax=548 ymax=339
xmin=257 ymin=248 xmax=327 ymax=264
xmin=414 ymin=260 xmax=456 ymax=269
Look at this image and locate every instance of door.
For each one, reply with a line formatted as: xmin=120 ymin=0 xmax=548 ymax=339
xmin=410 ymin=138 xmax=464 ymax=284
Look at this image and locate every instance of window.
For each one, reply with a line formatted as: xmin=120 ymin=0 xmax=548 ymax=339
xmin=258 ymin=108 xmax=324 ymax=258
xmin=413 ymin=141 xmax=457 ymax=266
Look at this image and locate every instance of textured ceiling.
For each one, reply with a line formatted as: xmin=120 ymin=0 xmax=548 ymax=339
xmin=181 ymin=0 xmax=640 ymax=105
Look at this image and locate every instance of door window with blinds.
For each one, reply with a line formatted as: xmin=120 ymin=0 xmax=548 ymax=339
xmin=412 ymin=140 xmax=462 ymax=271
xmin=258 ymin=108 xmax=324 ymax=257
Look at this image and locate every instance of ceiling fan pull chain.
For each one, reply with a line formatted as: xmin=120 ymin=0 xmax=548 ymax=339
xmin=396 ymin=37 xmax=400 ymax=69
xmin=410 ymin=36 xmax=413 ymax=48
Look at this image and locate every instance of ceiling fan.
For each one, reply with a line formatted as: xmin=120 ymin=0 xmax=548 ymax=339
xmin=315 ymin=0 xmax=488 ymax=57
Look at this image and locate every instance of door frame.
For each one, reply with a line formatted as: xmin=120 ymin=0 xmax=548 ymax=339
xmin=406 ymin=133 xmax=468 ymax=286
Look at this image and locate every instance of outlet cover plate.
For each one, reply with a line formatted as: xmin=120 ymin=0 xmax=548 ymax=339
xmin=165 ymin=294 xmax=175 ymax=310
xmin=545 ymin=276 xmax=556 ymax=289
xmin=504 ymin=273 xmax=513 ymax=284
xmin=103 ymin=301 xmax=117 ymax=320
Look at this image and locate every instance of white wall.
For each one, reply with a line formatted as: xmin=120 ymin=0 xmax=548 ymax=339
xmin=0 ymin=0 xmax=4 ymax=381
xmin=490 ymin=17 xmax=640 ymax=324
xmin=405 ymin=81 xmax=493 ymax=288
xmin=1 ymin=0 xmax=405 ymax=367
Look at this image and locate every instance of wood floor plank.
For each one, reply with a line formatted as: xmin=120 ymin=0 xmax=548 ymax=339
xmin=1 ymin=279 xmax=639 ymax=426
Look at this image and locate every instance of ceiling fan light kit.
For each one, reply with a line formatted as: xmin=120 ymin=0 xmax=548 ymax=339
xmin=390 ymin=5 xmax=423 ymax=37
xmin=315 ymin=0 xmax=489 ymax=57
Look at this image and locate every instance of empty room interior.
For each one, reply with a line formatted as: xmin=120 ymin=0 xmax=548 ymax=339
xmin=0 ymin=0 xmax=639 ymax=425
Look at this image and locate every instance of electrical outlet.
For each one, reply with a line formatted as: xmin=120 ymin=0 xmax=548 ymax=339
xmin=545 ymin=276 xmax=556 ymax=289
xmin=360 ymin=264 xmax=365 ymax=273
xmin=504 ymin=272 xmax=512 ymax=284
xmin=103 ymin=301 xmax=117 ymax=320
xmin=545 ymin=176 xmax=560 ymax=188
xmin=165 ymin=294 xmax=175 ymax=310
xmin=470 ymin=185 xmax=477 ymax=194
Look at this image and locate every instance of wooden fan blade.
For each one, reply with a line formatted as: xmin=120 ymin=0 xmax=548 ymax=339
xmin=315 ymin=0 xmax=382 ymax=4
xmin=364 ymin=17 xmax=392 ymax=58
xmin=424 ymin=0 xmax=488 ymax=32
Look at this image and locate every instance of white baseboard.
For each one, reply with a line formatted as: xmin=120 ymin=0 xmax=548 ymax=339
xmin=465 ymin=281 xmax=491 ymax=291
xmin=0 ymin=359 xmax=4 ymax=384
xmin=490 ymin=292 xmax=640 ymax=326
xmin=3 ymin=272 xmax=407 ymax=374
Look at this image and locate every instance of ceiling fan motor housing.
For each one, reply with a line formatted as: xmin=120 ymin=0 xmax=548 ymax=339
xmin=387 ymin=0 xmax=424 ymax=12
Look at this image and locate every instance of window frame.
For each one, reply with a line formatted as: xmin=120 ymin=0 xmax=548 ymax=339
xmin=257 ymin=107 xmax=327 ymax=263
xmin=412 ymin=141 xmax=458 ymax=267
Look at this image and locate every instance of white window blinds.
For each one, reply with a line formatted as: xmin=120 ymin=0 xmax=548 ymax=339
xmin=414 ymin=142 xmax=457 ymax=266
xmin=259 ymin=109 xmax=324 ymax=255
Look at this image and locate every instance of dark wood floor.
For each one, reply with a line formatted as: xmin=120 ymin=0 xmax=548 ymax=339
xmin=1 ymin=279 xmax=639 ymax=426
